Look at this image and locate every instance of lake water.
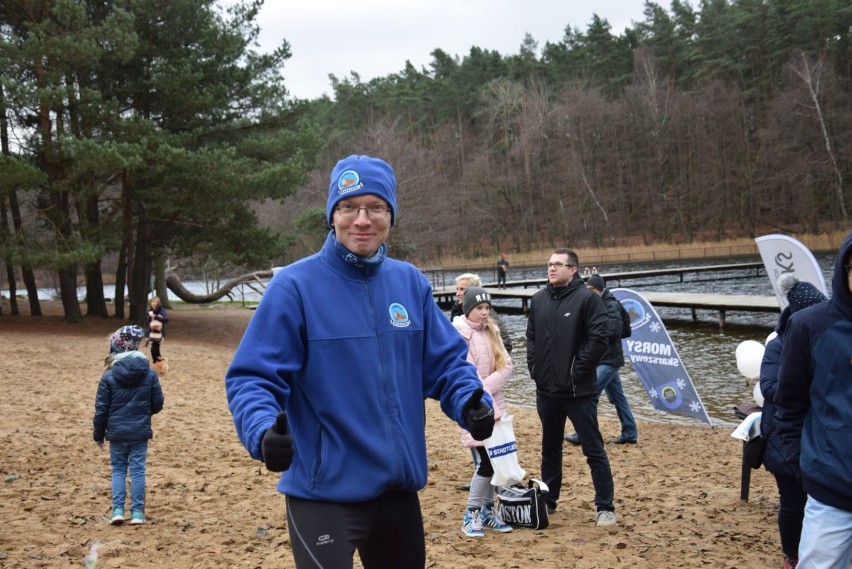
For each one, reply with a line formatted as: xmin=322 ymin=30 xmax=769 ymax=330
xmin=38 ymin=254 xmax=835 ymax=427
xmin=460 ymin=254 xmax=836 ymax=428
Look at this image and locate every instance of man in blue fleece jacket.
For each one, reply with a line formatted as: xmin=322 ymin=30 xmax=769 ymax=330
xmin=225 ymin=155 xmax=494 ymax=568
xmin=774 ymin=230 xmax=852 ymax=567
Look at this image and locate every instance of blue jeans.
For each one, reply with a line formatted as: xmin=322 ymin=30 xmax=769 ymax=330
xmin=597 ymin=364 xmax=638 ymax=441
xmin=537 ymin=392 xmax=614 ymax=512
xmin=797 ymin=496 xmax=852 ymax=568
xmin=110 ymin=441 xmax=148 ymax=512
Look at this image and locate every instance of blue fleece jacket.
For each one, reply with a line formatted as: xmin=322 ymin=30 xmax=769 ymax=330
xmin=225 ymin=232 xmax=489 ymax=502
xmin=775 ymin=231 xmax=852 ymax=512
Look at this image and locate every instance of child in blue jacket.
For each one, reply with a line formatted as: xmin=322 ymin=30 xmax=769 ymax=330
xmin=93 ymin=325 xmax=164 ymax=525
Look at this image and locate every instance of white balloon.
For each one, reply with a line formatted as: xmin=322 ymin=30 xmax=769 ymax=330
xmin=753 ymin=382 xmax=764 ymax=407
xmin=765 ymin=331 xmax=778 ymax=345
xmin=736 ymin=340 xmax=765 ymax=379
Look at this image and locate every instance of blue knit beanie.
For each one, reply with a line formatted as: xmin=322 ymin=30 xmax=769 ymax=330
xmin=326 ymin=155 xmax=397 ymax=227
xmin=786 ymin=280 xmax=827 ymax=314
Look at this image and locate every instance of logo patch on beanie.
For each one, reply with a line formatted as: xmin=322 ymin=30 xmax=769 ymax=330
xmin=388 ymin=303 xmax=411 ymax=327
xmin=337 ymin=169 xmax=364 ymax=195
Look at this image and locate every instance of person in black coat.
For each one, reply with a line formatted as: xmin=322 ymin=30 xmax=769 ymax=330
xmin=526 ymin=248 xmax=615 ymax=526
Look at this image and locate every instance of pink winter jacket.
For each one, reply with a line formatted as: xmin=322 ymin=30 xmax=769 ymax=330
xmin=453 ymin=315 xmax=512 ymax=447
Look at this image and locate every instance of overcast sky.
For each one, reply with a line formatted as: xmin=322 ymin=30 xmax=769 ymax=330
xmin=251 ymin=1 xmax=651 ymax=100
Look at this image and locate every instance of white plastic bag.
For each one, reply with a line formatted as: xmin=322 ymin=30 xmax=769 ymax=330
xmin=484 ymin=415 xmax=526 ymax=486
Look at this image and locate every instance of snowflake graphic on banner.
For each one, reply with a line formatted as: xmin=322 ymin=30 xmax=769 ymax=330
xmin=612 ymin=287 xmax=713 ymax=425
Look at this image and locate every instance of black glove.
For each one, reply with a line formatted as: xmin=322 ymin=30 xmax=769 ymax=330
xmin=463 ymin=388 xmax=495 ymax=441
xmin=261 ymin=412 xmax=294 ymax=472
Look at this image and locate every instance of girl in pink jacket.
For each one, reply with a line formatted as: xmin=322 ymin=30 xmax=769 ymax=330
xmin=453 ymin=287 xmax=513 ymax=537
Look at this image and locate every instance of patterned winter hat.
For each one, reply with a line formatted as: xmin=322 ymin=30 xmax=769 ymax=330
xmin=786 ymin=280 xmax=827 ymax=314
xmin=110 ymin=325 xmax=144 ymax=354
xmin=462 ymin=287 xmax=492 ymax=317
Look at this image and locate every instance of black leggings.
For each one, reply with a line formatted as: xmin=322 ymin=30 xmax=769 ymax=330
xmin=475 ymin=446 xmax=494 ymax=478
xmin=150 ymin=340 xmax=163 ymax=362
xmin=286 ymin=490 xmax=425 ymax=568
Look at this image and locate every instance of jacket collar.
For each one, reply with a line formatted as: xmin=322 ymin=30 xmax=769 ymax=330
xmin=320 ymin=230 xmax=387 ymax=279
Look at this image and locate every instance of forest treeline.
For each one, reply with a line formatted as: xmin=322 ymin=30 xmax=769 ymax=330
xmin=1 ymin=0 xmax=850 ymax=322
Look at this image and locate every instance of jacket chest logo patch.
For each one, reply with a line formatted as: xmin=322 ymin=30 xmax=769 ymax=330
xmin=563 ymin=312 xmax=571 ymax=318
xmin=389 ymin=303 xmax=411 ymax=327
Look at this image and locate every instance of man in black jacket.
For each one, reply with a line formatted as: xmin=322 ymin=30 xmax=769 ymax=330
xmin=526 ymin=248 xmax=616 ymax=527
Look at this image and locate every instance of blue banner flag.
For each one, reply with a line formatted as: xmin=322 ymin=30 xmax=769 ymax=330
xmin=611 ymin=288 xmax=713 ymax=425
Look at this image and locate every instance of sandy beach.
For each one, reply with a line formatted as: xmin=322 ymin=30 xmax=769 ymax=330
xmin=0 ymin=302 xmax=784 ymax=568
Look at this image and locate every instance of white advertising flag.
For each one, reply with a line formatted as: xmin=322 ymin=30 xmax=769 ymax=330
xmin=755 ymin=234 xmax=827 ymax=310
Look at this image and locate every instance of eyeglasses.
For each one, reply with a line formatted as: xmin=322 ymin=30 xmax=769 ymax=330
xmin=335 ymin=204 xmax=390 ymax=220
xmin=547 ymin=262 xmax=575 ymax=269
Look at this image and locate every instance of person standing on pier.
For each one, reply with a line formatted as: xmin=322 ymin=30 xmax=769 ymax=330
xmin=526 ymin=248 xmax=616 ymax=526
xmin=774 ymin=231 xmax=852 ymax=568
xmin=496 ymin=253 xmax=509 ymax=289
xmin=565 ymin=274 xmax=638 ymax=446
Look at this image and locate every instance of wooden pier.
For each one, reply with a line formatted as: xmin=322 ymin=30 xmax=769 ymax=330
xmin=435 ymin=287 xmax=777 ymax=326
xmin=432 ymin=262 xmax=778 ymax=328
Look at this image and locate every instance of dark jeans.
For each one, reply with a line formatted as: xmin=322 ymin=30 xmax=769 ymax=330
xmin=774 ymin=472 xmax=807 ymax=560
xmin=286 ymin=490 xmax=425 ymax=568
xmin=536 ymin=392 xmax=614 ymax=512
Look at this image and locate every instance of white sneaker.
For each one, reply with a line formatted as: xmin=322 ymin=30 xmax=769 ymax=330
xmin=596 ymin=510 xmax=617 ymax=527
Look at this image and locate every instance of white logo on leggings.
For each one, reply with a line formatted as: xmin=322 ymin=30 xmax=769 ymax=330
xmin=316 ymin=534 xmax=334 ymax=546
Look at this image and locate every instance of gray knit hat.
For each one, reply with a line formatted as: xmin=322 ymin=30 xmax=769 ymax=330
xmin=587 ymin=274 xmax=606 ymax=291
xmin=462 ymin=287 xmax=492 ymax=316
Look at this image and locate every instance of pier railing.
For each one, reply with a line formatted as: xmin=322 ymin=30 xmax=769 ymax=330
xmin=421 ymin=243 xmax=761 ymax=290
